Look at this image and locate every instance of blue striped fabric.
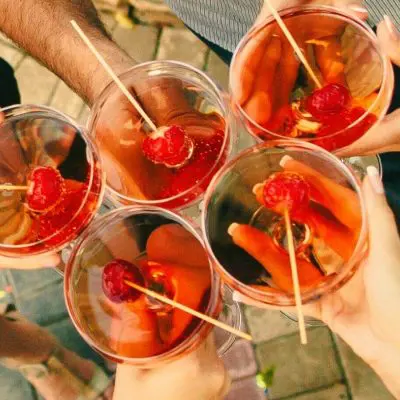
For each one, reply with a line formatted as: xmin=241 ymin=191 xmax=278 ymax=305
xmin=164 ymin=0 xmax=400 ymax=52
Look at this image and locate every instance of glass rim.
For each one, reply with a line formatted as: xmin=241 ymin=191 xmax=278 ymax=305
xmin=88 ymin=60 xmax=233 ymax=209
xmin=0 ymin=104 xmax=106 ymax=254
xmin=64 ymin=205 xmax=223 ymax=365
xmin=201 ymin=139 xmax=368 ymax=306
xmin=229 ymin=4 xmax=394 ymax=147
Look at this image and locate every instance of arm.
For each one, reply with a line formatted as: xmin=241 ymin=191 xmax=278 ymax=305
xmin=0 ymin=0 xmax=132 ymax=105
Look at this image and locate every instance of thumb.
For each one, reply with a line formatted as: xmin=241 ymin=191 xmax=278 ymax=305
xmin=377 ymin=16 xmax=400 ymax=66
xmin=337 ymin=108 xmax=400 ymax=156
xmin=363 ymin=166 xmax=400 ymax=254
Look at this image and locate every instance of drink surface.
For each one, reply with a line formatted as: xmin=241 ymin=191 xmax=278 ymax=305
xmin=93 ymin=72 xmax=229 ymax=209
xmin=204 ymin=144 xmax=364 ymax=305
xmin=231 ymin=9 xmax=390 ymax=152
xmin=67 ymin=213 xmax=216 ymax=361
xmin=0 ymin=112 xmax=102 ymax=256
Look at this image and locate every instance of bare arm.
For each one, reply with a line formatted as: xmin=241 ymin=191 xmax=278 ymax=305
xmin=0 ymin=0 xmax=132 ymax=104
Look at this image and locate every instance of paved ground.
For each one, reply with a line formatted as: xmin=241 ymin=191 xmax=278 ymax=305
xmin=0 ymin=9 xmax=394 ymax=400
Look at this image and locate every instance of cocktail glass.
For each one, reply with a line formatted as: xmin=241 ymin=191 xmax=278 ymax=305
xmin=202 ymin=140 xmax=367 ymax=308
xmin=64 ymin=206 xmax=241 ymax=366
xmin=230 ymin=5 xmax=394 ymax=178
xmin=0 ymin=105 xmax=104 ymax=259
xmin=89 ymin=60 xmax=236 ymax=212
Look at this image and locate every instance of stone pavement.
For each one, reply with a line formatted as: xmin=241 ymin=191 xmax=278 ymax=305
xmin=0 ymin=10 xmax=394 ymax=400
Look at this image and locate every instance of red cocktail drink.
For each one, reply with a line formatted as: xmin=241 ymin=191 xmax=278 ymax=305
xmin=202 ymin=140 xmax=367 ymax=307
xmin=0 ymin=105 xmax=104 ymax=258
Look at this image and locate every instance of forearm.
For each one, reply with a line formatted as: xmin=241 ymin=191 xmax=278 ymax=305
xmin=0 ymin=316 xmax=55 ymax=363
xmin=0 ymin=0 xmax=132 ymax=104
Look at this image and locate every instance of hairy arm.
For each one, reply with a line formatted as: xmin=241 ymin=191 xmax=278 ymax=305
xmin=0 ymin=0 xmax=133 ymax=104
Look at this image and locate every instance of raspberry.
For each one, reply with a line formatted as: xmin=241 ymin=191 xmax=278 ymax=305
xmin=263 ymin=172 xmax=310 ymax=215
xmin=102 ymin=259 xmax=145 ymax=303
xmin=142 ymin=125 xmax=194 ymax=168
xmin=157 ymin=130 xmax=225 ymax=204
xmin=26 ymin=167 xmax=65 ymax=213
xmin=306 ymin=84 xmax=350 ymax=119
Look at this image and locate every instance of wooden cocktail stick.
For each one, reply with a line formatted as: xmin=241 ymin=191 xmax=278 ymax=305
xmin=283 ymin=208 xmax=308 ymax=345
xmin=0 ymin=185 xmax=29 ymax=191
xmin=70 ymin=20 xmax=158 ymax=132
xmin=124 ymin=280 xmax=253 ymax=342
xmin=263 ymin=0 xmax=322 ymax=89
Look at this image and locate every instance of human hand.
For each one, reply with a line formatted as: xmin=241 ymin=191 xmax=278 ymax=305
xmin=113 ymin=334 xmax=230 ymax=400
xmin=337 ymin=17 xmax=400 ymax=156
xmin=231 ymin=0 xmax=367 ymax=128
xmin=0 ymin=253 xmax=60 ymax=269
xmin=92 ymin=71 xmax=226 ymax=201
xmin=234 ymin=166 xmax=400 ymax=397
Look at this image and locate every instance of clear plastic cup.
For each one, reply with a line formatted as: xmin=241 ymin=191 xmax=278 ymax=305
xmin=202 ymin=140 xmax=367 ymax=307
xmin=89 ymin=60 xmax=236 ymax=211
xmin=64 ymin=206 xmax=241 ymax=366
xmin=0 ymin=105 xmax=104 ymax=258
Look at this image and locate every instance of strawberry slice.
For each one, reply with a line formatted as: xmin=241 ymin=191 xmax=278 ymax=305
xmin=261 ymin=172 xmax=310 ymax=215
xmin=305 ymin=83 xmax=350 ymax=120
xmin=26 ymin=166 xmax=65 ymax=213
xmin=102 ymin=259 xmax=145 ymax=303
xmin=142 ymin=125 xmax=194 ymax=168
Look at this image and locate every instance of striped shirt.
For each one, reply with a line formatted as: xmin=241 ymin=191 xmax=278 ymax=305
xmin=164 ymin=0 xmax=400 ymax=52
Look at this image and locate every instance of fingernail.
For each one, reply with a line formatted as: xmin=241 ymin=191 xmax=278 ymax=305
xmin=349 ymin=5 xmax=368 ymax=16
xmin=279 ymin=155 xmax=293 ymax=168
xmin=384 ymin=15 xmax=400 ymax=40
xmin=232 ymin=291 xmax=243 ymax=302
xmin=367 ymin=166 xmax=384 ymax=194
xmin=252 ymin=183 xmax=264 ymax=195
xmin=227 ymin=223 xmax=239 ymax=236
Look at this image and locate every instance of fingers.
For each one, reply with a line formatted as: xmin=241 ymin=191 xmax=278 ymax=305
xmin=363 ymin=166 xmax=400 ymax=254
xmin=314 ymin=35 xmax=346 ymax=85
xmin=242 ymin=36 xmax=282 ymax=126
xmin=273 ymin=37 xmax=301 ymax=110
xmin=146 ymin=224 xmax=209 ymax=269
xmin=377 ymin=17 xmax=400 ymax=66
xmin=337 ymin=109 xmax=400 ymax=156
xmin=231 ymin=26 xmax=273 ymax=105
xmin=0 ymin=253 xmax=60 ymax=269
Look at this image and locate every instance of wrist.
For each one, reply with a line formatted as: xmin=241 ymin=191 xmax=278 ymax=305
xmin=83 ymin=39 xmax=134 ymax=106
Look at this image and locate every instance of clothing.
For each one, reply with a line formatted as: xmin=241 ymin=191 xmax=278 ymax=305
xmin=0 ymin=58 xmax=20 ymax=107
xmin=166 ymin=0 xmax=400 ymax=52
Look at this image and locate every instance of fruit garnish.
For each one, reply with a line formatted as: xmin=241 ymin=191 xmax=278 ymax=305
xmin=157 ymin=130 xmax=224 ymax=201
xmin=102 ymin=259 xmax=145 ymax=303
xmin=305 ymin=83 xmax=350 ymax=119
xmin=37 ymin=180 xmax=86 ymax=239
xmin=26 ymin=166 xmax=65 ymax=213
xmin=262 ymin=172 xmax=310 ymax=215
xmin=142 ymin=125 xmax=194 ymax=168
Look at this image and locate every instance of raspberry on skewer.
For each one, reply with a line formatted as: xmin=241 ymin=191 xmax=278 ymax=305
xmin=142 ymin=125 xmax=194 ymax=168
xmin=102 ymin=259 xmax=145 ymax=303
xmin=26 ymin=166 xmax=65 ymax=213
xmin=253 ymin=171 xmax=310 ymax=216
xmin=0 ymin=166 xmax=65 ymax=214
xmin=305 ymin=83 xmax=350 ymax=120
